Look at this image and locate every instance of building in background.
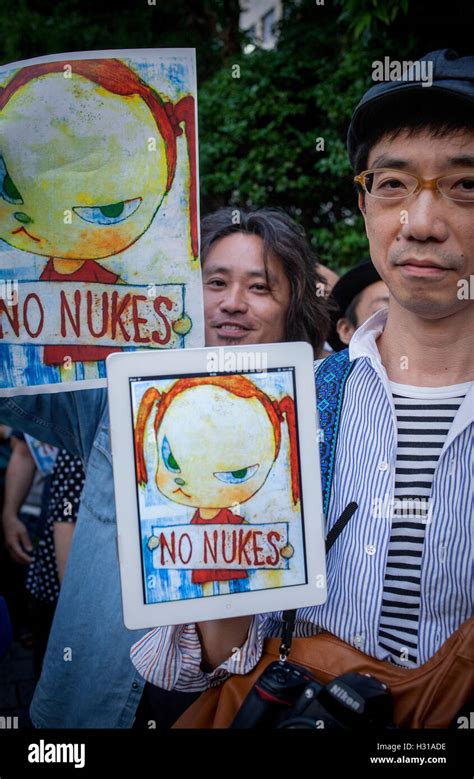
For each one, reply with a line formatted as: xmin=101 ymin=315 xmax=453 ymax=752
xmin=240 ymin=0 xmax=284 ymax=51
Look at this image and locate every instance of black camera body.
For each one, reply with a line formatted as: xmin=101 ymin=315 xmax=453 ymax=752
xmin=231 ymin=659 xmax=396 ymax=729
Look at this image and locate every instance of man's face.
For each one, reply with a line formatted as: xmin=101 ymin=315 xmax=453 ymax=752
xmin=316 ymin=263 xmax=339 ymax=296
xmin=359 ymin=129 xmax=474 ymax=319
xmin=336 ymin=280 xmax=389 ymax=346
xmin=202 ymin=232 xmax=291 ymax=345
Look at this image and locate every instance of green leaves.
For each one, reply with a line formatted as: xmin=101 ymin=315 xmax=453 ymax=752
xmin=2 ymin=0 xmax=464 ymax=273
xmin=198 ymin=9 xmax=369 ymax=270
xmin=336 ymin=0 xmax=409 ymax=38
xmin=198 ymin=0 xmax=423 ymax=271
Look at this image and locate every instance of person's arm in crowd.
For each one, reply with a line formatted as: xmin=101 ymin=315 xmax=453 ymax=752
xmin=2 ymin=436 xmax=36 ymax=565
xmin=0 ymin=387 xmax=108 ymax=462
xmin=53 ymin=522 xmax=76 ymax=584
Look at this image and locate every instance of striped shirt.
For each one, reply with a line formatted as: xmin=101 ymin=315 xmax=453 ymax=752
xmin=130 ymin=308 xmax=473 ymax=691
xmin=378 ymin=381 xmax=470 ymax=668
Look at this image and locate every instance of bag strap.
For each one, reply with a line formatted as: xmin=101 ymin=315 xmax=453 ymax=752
xmin=316 ymin=349 xmax=354 ymax=517
xmin=279 ymin=350 xmax=356 ymax=660
xmin=280 ymin=501 xmax=358 ymax=659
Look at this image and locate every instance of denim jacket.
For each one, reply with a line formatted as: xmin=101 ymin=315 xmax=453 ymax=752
xmin=0 ymin=390 xmax=147 ymax=727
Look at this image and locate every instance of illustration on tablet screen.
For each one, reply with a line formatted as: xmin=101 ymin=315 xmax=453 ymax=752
xmin=131 ymin=368 xmax=308 ymax=603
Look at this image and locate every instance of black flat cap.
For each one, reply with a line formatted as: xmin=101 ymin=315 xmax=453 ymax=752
xmin=347 ymin=49 xmax=474 ymax=167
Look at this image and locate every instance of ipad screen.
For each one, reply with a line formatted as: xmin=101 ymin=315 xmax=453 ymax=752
xmin=129 ymin=366 xmax=308 ymax=604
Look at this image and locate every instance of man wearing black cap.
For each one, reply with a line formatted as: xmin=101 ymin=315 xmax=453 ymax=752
xmin=130 ymin=50 xmax=473 ymax=710
xmin=328 ymin=259 xmax=389 ymax=351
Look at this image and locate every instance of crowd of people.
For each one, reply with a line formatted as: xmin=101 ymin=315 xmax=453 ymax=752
xmin=0 ymin=48 xmax=472 ymax=729
xmin=0 ymin=433 xmax=84 ymax=679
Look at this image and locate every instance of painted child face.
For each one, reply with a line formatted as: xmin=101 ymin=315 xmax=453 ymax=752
xmin=0 ymin=73 xmax=168 ymax=260
xmin=155 ymin=385 xmax=277 ymax=509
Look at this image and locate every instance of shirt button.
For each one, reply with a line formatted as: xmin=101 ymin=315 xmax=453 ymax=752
xmin=354 ymin=634 xmax=364 ymax=646
xmin=378 ymin=461 xmax=389 ymax=472
xmin=132 ymin=682 xmax=139 ymax=689
xmin=365 ymin=544 xmax=376 ymax=556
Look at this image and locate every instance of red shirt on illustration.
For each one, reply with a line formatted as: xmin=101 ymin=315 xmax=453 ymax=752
xmin=39 ymin=258 xmax=121 ymax=365
xmin=190 ymin=507 xmax=248 ymax=584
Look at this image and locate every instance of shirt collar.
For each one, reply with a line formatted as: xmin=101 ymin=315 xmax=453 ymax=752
xmin=347 ymin=306 xmax=473 ymax=442
xmin=348 ymin=306 xmax=388 ymax=366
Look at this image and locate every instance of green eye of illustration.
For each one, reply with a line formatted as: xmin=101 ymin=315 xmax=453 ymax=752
xmin=161 ymin=436 xmax=181 ymax=473
xmin=167 ymin=450 xmax=179 ymax=470
xmin=214 ymin=464 xmax=259 ymax=485
xmin=231 ymin=468 xmax=248 ymax=479
xmin=73 ymin=197 xmax=141 ymax=225
xmin=4 ymin=173 xmax=22 ymax=202
xmin=0 ymin=156 xmax=23 ymax=205
xmin=99 ymin=202 xmax=125 ymax=218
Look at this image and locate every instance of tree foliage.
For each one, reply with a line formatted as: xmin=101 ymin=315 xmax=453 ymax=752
xmin=199 ymin=0 xmax=472 ymax=271
xmin=0 ymin=0 xmax=242 ymax=81
xmin=1 ymin=0 xmax=471 ymax=272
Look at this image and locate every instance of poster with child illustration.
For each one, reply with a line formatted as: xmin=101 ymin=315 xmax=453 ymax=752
xmin=131 ymin=369 xmax=308 ymax=604
xmin=0 ymin=49 xmax=202 ymax=394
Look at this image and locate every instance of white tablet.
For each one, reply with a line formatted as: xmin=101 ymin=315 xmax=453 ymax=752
xmin=106 ymin=343 xmax=327 ymax=629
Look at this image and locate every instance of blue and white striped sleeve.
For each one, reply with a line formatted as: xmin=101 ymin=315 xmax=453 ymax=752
xmin=130 ymin=609 xmax=322 ymax=692
xmin=130 ymin=616 xmax=269 ymax=691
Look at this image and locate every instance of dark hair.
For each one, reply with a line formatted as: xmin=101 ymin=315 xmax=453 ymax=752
xmin=200 ymin=207 xmax=331 ymax=357
xmin=343 ymin=292 xmax=362 ymax=328
xmin=352 ymin=92 xmax=474 ymax=176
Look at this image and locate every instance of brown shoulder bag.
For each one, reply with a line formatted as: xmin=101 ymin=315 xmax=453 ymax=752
xmin=174 ymin=617 xmax=474 ymax=729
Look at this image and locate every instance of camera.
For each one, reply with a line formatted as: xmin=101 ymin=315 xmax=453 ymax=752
xmin=231 ymin=659 xmax=396 ymax=729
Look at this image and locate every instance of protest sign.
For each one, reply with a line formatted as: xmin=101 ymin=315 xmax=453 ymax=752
xmin=108 ymin=343 xmax=326 ymax=627
xmin=0 ymin=49 xmax=203 ymax=394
